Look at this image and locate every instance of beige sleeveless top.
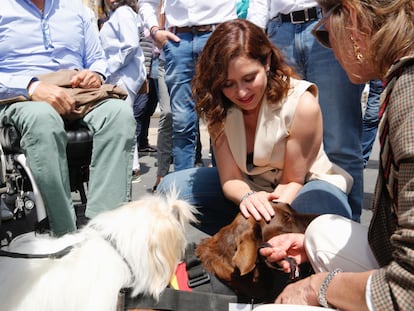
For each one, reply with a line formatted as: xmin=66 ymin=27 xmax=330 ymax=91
xmin=223 ymin=78 xmax=353 ymax=194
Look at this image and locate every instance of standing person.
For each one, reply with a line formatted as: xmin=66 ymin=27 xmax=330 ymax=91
xmin=0 ymin=0 xmax=136 ymax=236
xmin=136 ymin=29 xmax=159 ymax=155
xmin=258 ymin=1 xmax=414 ymax=310
xmin=149 ymin=7 xmax=172 ymax=192
xmin=362 ymin=79 xmax=382 ymax=167
xmin=250 ymin=0 xmax=365 ymax=222
xmin=151 ymin=54 xmax=172 ymax=192
xmin=139 ymin=0 xmax=262 ymax=172
xmin=158 ymin=19 xmax=353 ymax=235
xmin=99 ymin=0 xmax=147 ymax=182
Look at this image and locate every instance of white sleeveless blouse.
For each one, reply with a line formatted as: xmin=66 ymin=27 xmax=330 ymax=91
xmin=223 ymin=78 xmax=353 ymax=194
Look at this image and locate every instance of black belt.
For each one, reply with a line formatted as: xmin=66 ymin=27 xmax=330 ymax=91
xmin=279 ymin=7 xmax=319 ymax=24
xmin=169 ymin=24 xmax=216 ymax=34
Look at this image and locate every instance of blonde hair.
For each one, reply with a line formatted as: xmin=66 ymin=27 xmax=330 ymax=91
xmin=318 ymin=0 xmax=414 ymax=77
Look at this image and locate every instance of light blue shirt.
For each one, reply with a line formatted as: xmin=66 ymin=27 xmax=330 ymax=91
xmin=99 ymin=5 xmax=146 ymax=104
xmin=0 ymin=0 xmax=108 ymax=100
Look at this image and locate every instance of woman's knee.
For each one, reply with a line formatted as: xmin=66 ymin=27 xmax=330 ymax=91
xmin=158 ymin=167 xmax=222 ymax=203
xmin=291 ymin=180 xmax=352 ymax=218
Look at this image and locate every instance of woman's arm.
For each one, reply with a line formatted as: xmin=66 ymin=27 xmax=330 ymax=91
xmin=212 ymin=129 xmax=276 ymax=221
xmin=274 ymin=90 xmax=323 ymax=203
xmin=275 ymin=270 xmax=374 ymax=311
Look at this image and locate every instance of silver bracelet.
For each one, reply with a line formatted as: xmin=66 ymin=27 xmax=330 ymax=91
xmin=318 ymin=268 xmax=342 ymax=308
xmin=240 ymin=191 xmax=256 ymax=203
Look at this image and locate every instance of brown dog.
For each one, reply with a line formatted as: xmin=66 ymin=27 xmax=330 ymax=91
xmin=195 ymin=201 xmax=318 ymax=302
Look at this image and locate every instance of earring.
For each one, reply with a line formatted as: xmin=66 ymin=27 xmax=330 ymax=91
xmin=350 ymin=35 xmax=364 ymax=63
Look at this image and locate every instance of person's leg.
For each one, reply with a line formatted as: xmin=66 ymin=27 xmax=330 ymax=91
xmin=163 ymin=35 xmax=197 ymax=171
xmin=83 ymin=98 xmax=136 ymax=218
xmin=305 ymin=214 xmax=379 ymax=272
xmin=267 ymin=18 xmax=364 ymax=222
xmin=133 ymin=92 xmax=148 ymax=150
xmin=307 ymin=43 xmax=364 ymax=222
xmin=157 ymin=167 xmax=239 ymax=235
xmin=123 ymin=84 xmax=140 ymax=177
xmin=362 ymin=79 xmax=382 ymax=166
xmin=163 ymin=32 xmax=211 ymax=171
xmin=291 ymin=180 xmax=352 ymax=219
xmin=139 ymin=77 xmax=158 ymax=150
xmin=0 ymin=101 xmax=75 ymax=236
xmin=155 ymin=58 xmax=173 ymax=183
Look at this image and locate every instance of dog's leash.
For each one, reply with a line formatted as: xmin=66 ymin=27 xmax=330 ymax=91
xmin=259 ymin=242 xmax=300 ymax=283
xmin=0 ymin=244 xmax=76 ymax=259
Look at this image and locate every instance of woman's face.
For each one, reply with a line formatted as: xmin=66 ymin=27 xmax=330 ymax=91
xmin=221 ymin=55 xmax=268 ymax=112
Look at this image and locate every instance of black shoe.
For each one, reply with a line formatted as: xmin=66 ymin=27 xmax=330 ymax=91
xmin=76 ymin=215 xmax=90 ymax=229
xmin=138 ymin=146 xmax=157 ymax=153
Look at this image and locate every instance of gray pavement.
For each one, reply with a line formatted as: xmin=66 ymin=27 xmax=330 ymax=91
xmin=131 ymin=115 xmax=378 ymax=242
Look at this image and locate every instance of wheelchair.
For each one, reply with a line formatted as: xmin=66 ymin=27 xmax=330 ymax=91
xmin=0 ymin=122 xmax=93 ymax=246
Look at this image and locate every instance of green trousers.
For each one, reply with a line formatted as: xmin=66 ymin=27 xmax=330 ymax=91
xmin=0 ymin=99 xmax=136 ymax=236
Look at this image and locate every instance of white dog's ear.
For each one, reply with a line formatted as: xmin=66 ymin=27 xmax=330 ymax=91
xmin=165 ymin=184 xmax=199 ymax=228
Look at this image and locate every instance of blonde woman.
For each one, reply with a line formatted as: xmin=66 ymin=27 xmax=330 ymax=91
xmin=258 ymin=1 xmax=414 ymax=310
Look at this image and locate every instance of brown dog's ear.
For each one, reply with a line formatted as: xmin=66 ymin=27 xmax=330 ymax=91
xmin=232 ymin=222 xmax=261 ymax=276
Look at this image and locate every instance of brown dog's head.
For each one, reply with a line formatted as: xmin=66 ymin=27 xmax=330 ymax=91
xmin=195 ymin=201 xmax=318 ymax=301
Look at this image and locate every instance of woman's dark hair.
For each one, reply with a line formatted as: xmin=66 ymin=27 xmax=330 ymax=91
xmin=192 ymin=19 xmax=297 ymax=128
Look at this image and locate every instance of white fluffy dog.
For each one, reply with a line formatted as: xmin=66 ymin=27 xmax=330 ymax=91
xmin=0 ymin=192 xmax=197 ymax=311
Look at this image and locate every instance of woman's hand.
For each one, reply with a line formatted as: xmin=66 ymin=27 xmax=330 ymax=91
xmin=259 ymin=233 xmax=308 ymax=272
xmin=239 ymin=190 xmax=278 ymax=222
xmin=275 ymin=273 xmax=325 ymax=305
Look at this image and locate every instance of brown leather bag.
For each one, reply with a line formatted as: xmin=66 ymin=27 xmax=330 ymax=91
xmin=0 ymin=69 xmax=128 ymax=120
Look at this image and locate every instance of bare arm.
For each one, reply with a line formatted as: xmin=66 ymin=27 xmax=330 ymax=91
xmin=274 ymin=90 xmax=323 ymax=203
xmin=260 ymin=233 xmax=374 ymax=310
xmin=212 ymin=129 xmax=276 ymax=221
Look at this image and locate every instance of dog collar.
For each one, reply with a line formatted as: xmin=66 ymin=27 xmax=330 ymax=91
xmin=89 ymin=224 xmax=136 ymax=286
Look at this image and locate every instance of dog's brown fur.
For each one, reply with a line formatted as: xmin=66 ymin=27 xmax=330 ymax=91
xmin=195 ymin=201 xmax=318 ymax=301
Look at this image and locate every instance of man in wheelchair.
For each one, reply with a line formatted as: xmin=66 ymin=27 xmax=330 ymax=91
xmin=0 ymin=0 xmax=136 ymax=237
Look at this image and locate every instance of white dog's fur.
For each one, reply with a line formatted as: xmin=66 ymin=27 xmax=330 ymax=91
xmin=0 ymin=192 xmax=197 ymax=311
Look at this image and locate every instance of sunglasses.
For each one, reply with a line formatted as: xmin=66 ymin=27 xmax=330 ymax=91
xmin=311 ymin=3 xmax=342 ymax=49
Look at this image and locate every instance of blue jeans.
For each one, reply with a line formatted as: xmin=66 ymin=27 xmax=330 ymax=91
xmin=267 ymin=16 xmax=364 ymax=221
xmin=362 ymin=79 xmax=382 ymax=166
xmin=163 ymin=32 xmax=211 ymax=171
xmin=157 ymin=167 xmax=352 ymax=235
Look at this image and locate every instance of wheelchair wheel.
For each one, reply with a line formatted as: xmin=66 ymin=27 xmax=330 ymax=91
xmin=0 ymin=156 xmax=45 ymax=247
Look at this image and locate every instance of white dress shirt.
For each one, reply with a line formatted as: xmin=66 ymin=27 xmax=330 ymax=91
xmin=247 ymin=0 xmax=319 ymax=29
xmin=139 ymin=0 xmax=238 ymax=30
xmin=99 ymin=5 xmax=146 ymax=101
